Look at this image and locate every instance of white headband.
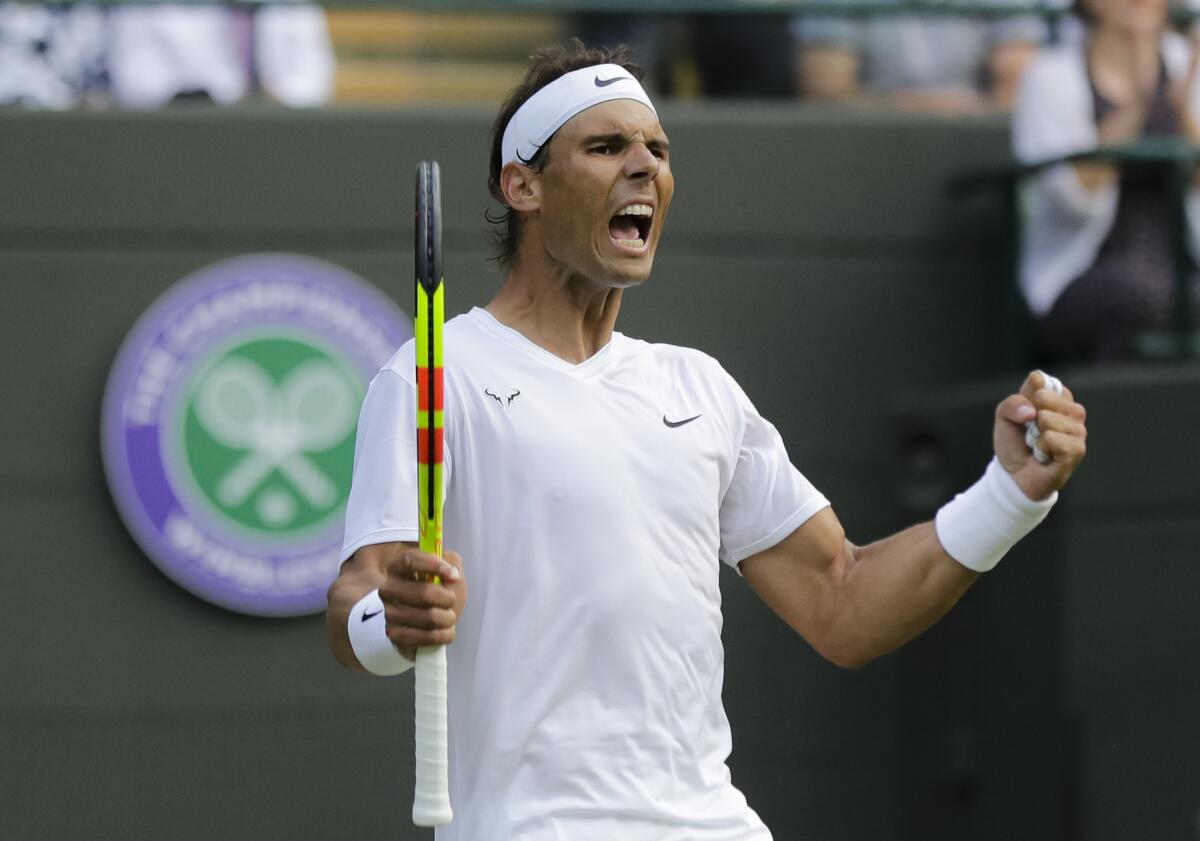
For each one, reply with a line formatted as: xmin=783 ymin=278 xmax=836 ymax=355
xmin=501 ymin=63 xmax=657 ymax=168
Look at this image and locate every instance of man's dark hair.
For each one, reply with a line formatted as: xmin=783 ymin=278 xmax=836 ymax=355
xmin=487 ymin=39 xmax=644 ymax=268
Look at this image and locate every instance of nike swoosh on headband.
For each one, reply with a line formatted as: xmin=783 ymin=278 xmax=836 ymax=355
xmin=502 ymin=64 xmax=656 ymax=167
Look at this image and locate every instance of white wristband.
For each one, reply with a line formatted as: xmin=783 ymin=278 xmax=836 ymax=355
xmin=348 ymin=589 xmax=414 ymax=676
xmin=935 ymin=457 xmax=1058 ymax=572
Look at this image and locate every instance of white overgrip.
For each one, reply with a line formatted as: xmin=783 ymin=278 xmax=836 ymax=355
xmin=413 ymin=644 xmax=452 ymax=826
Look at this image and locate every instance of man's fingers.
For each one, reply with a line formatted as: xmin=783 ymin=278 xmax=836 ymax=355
xmin=442 ymin=550 xmax=464 ymax=576
xmin=438 ymin=550 xmax=465 ymax=584
xmin=387 ymin=603 xmax=457 ymax=632
xmin=1018 ymin=369 xmax=1048 ymax=400
xmin=1035 ymin=390 xmax=1086 ymax=422
xmin=386 ymin=619 xmax=456 ymax=648
xmin=385 ymin=597 xmax=457 ymax=648
xmin=375 ymin=547 xmax=466 ymax=651
xmin=1019 ymin=369 xmax=1074 ymax=403
xmin=997 ymin=393 xmax=1037 ymax=425
xmin=996 ymin=372 xmax=1088 ymax=497
xmin=380 ymin=577 xmax=456 ymax=610
xmin=1036 ymin=410 xmax=1087 ymax=441
xmin=387 ymin=547 xmax=460 ymax=583
xmin=1015 ymin=369 xmax=1086 ymax=440
xmin=1032 ymin=429 xmax=1087 ymax=467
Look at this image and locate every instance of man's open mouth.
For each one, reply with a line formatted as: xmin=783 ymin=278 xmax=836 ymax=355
xmin=608 ymin=203 xmax=653 ymax=250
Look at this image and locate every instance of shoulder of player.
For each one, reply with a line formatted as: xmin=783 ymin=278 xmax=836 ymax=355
xmin=623 ymin=336 xmax=709 ymax=365
xmin=377 ymin=338 xmax=416 ymax=384
xmin=442 ymin=311 xmax=487 ymax=344
xmin=622 ymin=339 xmax=750 ymax=419
xmin=626 ymin=338 xmax=734 ymax=383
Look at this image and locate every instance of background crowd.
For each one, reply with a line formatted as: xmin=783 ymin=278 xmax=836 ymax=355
xmin=0 ymin=1 xmax=1089 ymax=111
xmin=4 ymin=0 xmax=1198 ymax=365
xmin=0 ymin=2 xmax=334 ymax=108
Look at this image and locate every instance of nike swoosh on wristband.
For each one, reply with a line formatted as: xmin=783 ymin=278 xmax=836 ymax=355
xmin=362 ymin=609 xmax=382 ymax=622
xmin=663 ymin=414 xmax=703 ymax=428
xmin=594 ymin=76 xmax=626 ymax=87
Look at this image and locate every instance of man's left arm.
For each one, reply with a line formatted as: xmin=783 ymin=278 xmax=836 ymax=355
xmin=740 ymin=370 xmax=1087 ymax=669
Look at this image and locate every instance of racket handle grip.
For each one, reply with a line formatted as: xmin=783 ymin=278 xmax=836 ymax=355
xmin=413 ymin=644 xmax=452 ymax=827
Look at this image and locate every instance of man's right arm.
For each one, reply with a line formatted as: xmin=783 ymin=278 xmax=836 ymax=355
xmin=326 ymin=541 xmax=465 ymax=672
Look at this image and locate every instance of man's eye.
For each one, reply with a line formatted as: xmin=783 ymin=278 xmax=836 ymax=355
xmin=592 ymin=145 xmax=617 ymax=155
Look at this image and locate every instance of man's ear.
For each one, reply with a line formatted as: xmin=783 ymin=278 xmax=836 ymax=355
xmin=500 ymin=162 xmax=541 ymax=213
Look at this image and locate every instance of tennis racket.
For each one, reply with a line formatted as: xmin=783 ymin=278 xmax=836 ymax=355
xmin=413 ymin=160 xmax=452 ymax=827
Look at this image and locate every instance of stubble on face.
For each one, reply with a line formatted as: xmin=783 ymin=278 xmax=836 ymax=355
xmin=533 ymin=99 xmax=674 ymax=292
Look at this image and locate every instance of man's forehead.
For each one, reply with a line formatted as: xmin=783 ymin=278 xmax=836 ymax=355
xmin=557 ymin=99 xmax=666 ymax=142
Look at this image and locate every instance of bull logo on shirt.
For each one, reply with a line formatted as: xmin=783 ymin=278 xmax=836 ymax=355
xmin=484 ymin=387 xmax=521 ymax=408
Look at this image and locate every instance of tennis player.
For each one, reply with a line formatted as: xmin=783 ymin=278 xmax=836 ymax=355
xmin=327 ymin=41 xmax=1088 ymax=841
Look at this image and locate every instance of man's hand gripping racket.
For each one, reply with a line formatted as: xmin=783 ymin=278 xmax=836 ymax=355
xmin=413 ymin=160 xmax=452 ymax=827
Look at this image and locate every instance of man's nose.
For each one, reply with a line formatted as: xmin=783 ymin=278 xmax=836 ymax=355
xmin=624 ymin=143 xmax=659 ymax=179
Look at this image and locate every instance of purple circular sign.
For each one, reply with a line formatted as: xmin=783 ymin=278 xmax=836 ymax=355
xmin=101 ymin=254 xmax=412 ymax=617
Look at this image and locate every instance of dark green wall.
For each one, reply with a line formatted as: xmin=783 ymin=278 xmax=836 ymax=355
xmin=1 ymin=103 xmax=1018 ymax=841
xmin=893 ymin=365 xmax=1200 ymax=841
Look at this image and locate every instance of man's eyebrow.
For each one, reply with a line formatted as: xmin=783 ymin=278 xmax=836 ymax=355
xmin=579 ymin=132 xmax=671 ymax=151
xmin=580 ymin=132 xmax=631 ymax=147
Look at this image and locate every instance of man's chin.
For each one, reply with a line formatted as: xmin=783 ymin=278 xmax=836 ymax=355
xmin=606 ymin=259 xmax=654 ymax=288
xmin=604 ymin=244 xmax=658 ymax=285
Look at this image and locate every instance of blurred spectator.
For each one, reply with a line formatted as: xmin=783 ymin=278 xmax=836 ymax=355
xmin=1013 ymin=0 xmax=1200 ymax=362
xmin=695 ymin=14 xmax=795 ymax=98
xmin=794 ymin=1 xmax=1047 ymax=114
xmin=572 ymin=15 xmax=669 ymax=93
xmin=107 ymin=3 xmax=334 ymax=108
xmin=0 ymin=2 xmax=107 ymax=108
xmin=571 ymin=15 xmax=795 ymax=99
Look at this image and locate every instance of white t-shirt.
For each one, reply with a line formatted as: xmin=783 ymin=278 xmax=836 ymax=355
xmin=342 ymin=307 xmax=830 ymax=841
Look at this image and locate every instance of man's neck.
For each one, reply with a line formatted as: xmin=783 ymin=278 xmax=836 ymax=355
xmin=486 ymin=252 xmax=624 ymax=365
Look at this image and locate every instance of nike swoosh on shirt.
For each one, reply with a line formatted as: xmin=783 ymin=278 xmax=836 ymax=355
xmin=663 ymin=414 xmax=703 ymax=428
xmin=362 ymin=609 xmax=382 ymax=622
xmin=594 ymin=76 xmax=626 ymax=87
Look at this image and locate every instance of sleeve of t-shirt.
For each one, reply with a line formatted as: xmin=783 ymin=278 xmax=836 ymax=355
xmin=339 ymin=348 xmax=453 ymax=561
xmin=717 ymin=373 xmax=830 ymax=568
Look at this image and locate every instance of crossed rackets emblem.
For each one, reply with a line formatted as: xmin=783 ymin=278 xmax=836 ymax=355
xmin=192 ymin=356 xmax=357 ymax=515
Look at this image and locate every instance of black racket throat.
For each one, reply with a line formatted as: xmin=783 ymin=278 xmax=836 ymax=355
xmin=416 ymin=160 xmax=442 ymax=521
xmin=416 ymin=161 xmax=443 ymax=295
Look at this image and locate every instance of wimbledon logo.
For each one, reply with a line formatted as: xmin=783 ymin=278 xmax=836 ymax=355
xmin=101 ymin=254 xmax=412 ymax=616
